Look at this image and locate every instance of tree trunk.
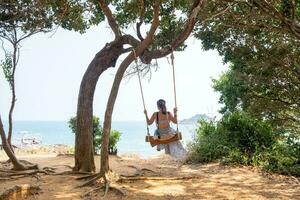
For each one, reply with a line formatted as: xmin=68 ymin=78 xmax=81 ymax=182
xmin=0 ymin=116 xmax=26 ymax=170
xmin=100 ymin=55 xmax=134 ymax=175
xmin=7 ymin=43 xmax=18 ymax=152
xmin=100 ymin=5 xmax=160 ymax=175
xmin=73 ymin=40 xmax=124 ymax=172
xmin=7 ymin=85 xmax=16 ymax=152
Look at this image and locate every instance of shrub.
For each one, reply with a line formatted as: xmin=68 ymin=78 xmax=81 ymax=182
xmin=253 ymin=139 xmax=300 ymax=176
xmin=68 ymin=116 xmax=121 ymax=155
xmin=219 ymin=112 xmax=275 ymax=162
xmin=187 ymin=120 xmax=230 ymax=163
xmin=187 ymin=111 xmax=300 ymax=176
xmin=188 ymin=112 xmax=274 ymax=163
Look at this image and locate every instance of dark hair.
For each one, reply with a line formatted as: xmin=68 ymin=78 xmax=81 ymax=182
xmin=157 ymin=99 xmax=167 ymax=114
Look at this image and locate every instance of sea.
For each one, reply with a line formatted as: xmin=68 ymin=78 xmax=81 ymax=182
xmin=3 ymin=121 xmax=198 ymax=158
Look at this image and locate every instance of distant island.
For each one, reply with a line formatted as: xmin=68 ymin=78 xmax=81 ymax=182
xmin=180 ymin=114 xmax=213 ymax=124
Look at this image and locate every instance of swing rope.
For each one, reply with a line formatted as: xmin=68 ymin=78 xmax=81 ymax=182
xmin=133 ymin=49 xmax=150 ymax=136
xmin=171 ymin=50 xmax=179 ymax=133
xmin=133 ymin=48 xmax=180 ymax=137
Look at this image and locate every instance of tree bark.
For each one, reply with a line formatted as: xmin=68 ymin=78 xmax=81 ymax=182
xmin=0 ymin=116 xmax=26 ymax=170
xmin=73 ymin=39 xmax=125 ymax=172
xmin=100 ymin=54 xmax=135 ymax=175
xmin=7 ymin=42 xmax=18 ymax=152
xmin=100 ymin=2 xmax=161 ymax=175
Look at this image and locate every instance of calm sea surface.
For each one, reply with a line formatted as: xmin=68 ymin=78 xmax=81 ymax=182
xmin=3 ymin=121 xmax=197 ymax=158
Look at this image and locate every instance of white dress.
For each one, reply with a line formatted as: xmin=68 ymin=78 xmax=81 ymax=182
xmin=155 ymin=127 xmax=187 ymax=159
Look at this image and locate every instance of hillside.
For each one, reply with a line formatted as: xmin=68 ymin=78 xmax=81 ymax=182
xmin=180 ymin=114 xmax=213 ymax=124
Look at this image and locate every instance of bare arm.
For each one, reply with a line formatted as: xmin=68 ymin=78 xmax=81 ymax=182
xmin=144 ymin=111 xmax=156 ymax=125
xmin=168 ymin=110 xmax=177 ymax=124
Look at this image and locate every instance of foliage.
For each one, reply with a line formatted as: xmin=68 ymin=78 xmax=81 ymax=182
xmin=187 ymin=120 xmax=230 ymax=163
xmin=0 ymin=54 xmax=13 ymax=88
xmin=195 ymin=0 xmax=300 ymax=134
xmin=68 ymin=116 xmax=121 ymax=154
xmin=253 ymin=138 xmax=300 ymax=176
xmin=220 ymin=112 xmax=276 ymax=158
xmin=109 ymin=130 xmax=122 ymax=154
xmin=0 ymin=0 xmax=104 ymax=35
xmin=187 ymin=112 xmax=275 ymax=164
xmin=109 ymin=0 xmax=199 ymax=51
xmin=187 ymin=112 xmax=300 ymax=176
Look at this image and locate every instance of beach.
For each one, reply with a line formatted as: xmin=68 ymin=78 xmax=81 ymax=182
xmin=1 ymin=147 xmax=299 ymax=200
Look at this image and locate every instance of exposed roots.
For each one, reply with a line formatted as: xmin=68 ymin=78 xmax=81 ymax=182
xmin=78 ymin=173 xmax=103 ymax=188
xmin=81 ymin=185 xmax=105 ymax=197
xmin=78 ymin=171 xmax=126 ymax=197
xmin=81 ymin=184 xmax=126 ymax=198
xmin=123 ymin=165 xmax=159 ymax=177
xmin=0 ymin=167 xmax=56 ymax=180
xmin=52 ymin=164 xmax=73 ymax=170
xmin=117 ymin=175 xmax=203 ymax=183
xmin=1 ymin=159 xmax=39 ymax=171
xmin=53 ymin=171 xmax=94 ymax=176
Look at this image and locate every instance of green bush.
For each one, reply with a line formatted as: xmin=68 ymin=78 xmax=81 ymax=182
xmin=187 ymin=112 xmax=274 ymax=164
xmin=187 ymin=111 xmax=300 ymax=176
xmin=187 ymin=120 xmax=230 ymax=163
xmin=219 ymin=112 xmax=275 ymax=163
xmin=253 ymin=139 xmax=300 ymax=176
xmin=68 ymin=116 xmax=121 ymax=155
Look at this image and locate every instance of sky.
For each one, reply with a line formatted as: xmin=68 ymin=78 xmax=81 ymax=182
xmin=0 ymin=23 xmax=228 ymax=122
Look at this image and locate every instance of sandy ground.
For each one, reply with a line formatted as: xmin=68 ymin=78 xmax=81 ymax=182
xmin=0 ymin=152 xmax=299 ymax=200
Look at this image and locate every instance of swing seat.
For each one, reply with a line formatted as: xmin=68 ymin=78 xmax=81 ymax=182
xmin=145 ymin=132 xmax=182 ymax=147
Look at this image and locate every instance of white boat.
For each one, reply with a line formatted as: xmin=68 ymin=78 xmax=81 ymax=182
xmin=20 ymin=131 xmax=42 ymax=146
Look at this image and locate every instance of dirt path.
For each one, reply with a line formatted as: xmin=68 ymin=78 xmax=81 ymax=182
xmin=0 ymin=154 xmax=299 ymax=199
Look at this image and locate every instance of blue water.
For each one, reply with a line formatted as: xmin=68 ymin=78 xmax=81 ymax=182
xmin=3 ymin=121 xmax=197 ymax=158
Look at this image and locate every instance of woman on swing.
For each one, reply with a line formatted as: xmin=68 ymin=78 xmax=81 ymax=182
xmin=144 ymin=99 xmax=186 ymax=158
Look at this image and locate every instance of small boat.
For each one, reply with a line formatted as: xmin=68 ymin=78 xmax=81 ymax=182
xmin=20 ymin=131 xmax=42 ymax=146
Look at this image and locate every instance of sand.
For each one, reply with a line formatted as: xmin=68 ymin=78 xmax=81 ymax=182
xmin=0 ymin=150 xmax=299 ymax=200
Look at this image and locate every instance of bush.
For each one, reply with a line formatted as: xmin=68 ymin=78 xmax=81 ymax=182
xmin=187 ymin=112 xmax=274 ymax=164
xmin=253 ymin=139 xmax=300 ymax=176
xmin=68 ymin=116 xmax=121 ymax=155
xmin=187 ymin=120 xmax=230 ymax=163
xmin=187 ymin=111 xmax=300 ymax=176
xmin=219 ymin=112 xmax=275 ymax=163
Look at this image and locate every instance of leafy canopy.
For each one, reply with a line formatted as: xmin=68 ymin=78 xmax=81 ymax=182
xmin=195 ymin=0 xmax=300 ymax=134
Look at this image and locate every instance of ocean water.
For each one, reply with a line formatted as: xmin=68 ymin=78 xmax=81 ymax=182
xmin=3 ymin=121 xmax=198 ymax=158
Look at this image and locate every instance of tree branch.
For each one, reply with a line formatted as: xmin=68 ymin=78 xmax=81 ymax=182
xmin=98 ymin=0 xmax=121 ymax=39
xmin=136 ymin=21 xmax=144 ymax=41
xmin=136 ymin=0 xmax=146 ymax=41
xmin=147 ymin=0 xmax=206 ymax=61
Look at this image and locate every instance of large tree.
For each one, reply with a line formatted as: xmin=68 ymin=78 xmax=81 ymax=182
xmin=0 ymin=0 xmax=103 ymax=170
xmin=195 ymin=0 xmax=300 ymax=134
xmin=74 ymin=0 xmax=210 ymax=175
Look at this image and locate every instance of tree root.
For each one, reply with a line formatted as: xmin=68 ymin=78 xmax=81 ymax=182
xmin=53 ymin=171 xmax=93 ymax=176
xmin=78 ymin=173 xmax=103 ymax=188
xmin=81 ymin=184 xmax=126 ymax=198
xmin=2 ymin=159 xmax=39 ymax=171
xmin=52 ymin=164 xmax=73 ymax=169
xmin=124 ymin=165 xmax=159 ymax=177
xmin=0 ymin=184 xmax=40 ymax=200
xmin=56 ymin=153 xmax=74 ymax=157
xmin=117 ymin=176 xmax=203 ymax=183
xmin=109 ymin=185 xmax=126 ymax=196
xmin=0 ymin=166 xmax=56 ymax=180
xmin=77 ymin=171 xmax=126 ymax=197
xmin=81 ymin=185 xmax=105 ymax=197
